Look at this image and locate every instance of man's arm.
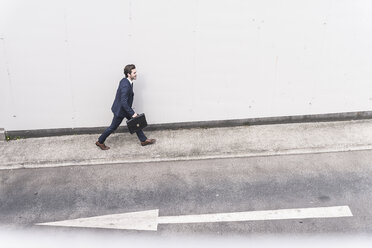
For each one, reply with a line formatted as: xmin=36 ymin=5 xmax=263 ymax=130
xmin=119 ymin=83 xmax=136 ymax=117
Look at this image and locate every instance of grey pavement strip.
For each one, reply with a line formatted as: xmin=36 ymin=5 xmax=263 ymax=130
xmin=1 ymin=120 xmax=372 ymax=170
xmin=2 ymin=145 xmax=372 ymax=170
xmin=0 ymin=128 xmax=5 ymax=141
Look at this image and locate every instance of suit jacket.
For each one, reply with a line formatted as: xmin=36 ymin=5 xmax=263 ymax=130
xmin=111 ymin=77 xmax=135 ymax=118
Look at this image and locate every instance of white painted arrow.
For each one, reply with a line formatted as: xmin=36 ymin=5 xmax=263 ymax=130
xmin=36 ymin=205 xmax=353 ymax=231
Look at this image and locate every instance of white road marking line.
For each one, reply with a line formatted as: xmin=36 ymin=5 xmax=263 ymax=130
xmin=36 ymin=205 xmax=353 ymax=231
xmin=158 ymin=206 xmax=353 ymax=224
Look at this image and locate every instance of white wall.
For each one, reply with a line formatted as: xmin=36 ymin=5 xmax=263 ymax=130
xmin=1 ymin=0 xmax=372 ymax=131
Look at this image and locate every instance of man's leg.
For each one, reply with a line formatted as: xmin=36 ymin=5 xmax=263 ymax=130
xmin=136 ymin=130 xmax=147 ymax=142
xmin=137 ymin=129 xmax=156 ymax=146
xmin=96 ymin=115 xmax=124 ymax=149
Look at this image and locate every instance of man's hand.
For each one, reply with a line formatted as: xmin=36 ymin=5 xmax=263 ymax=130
xmin=132 ymin=113 xmax=138 ymax=118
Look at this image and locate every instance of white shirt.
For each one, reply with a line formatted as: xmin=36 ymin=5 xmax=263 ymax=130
xmin=128 ymin=78 xmax=133 ymax=87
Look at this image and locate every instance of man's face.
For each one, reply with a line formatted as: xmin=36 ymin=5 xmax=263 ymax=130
xmin=129 ymin=69 xmax=137 ymax=81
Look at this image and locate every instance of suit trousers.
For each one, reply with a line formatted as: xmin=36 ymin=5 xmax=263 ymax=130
xmin=98 ymin=115 xmax=147 ymax=144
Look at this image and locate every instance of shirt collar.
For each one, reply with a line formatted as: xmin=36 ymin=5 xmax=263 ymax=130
xmin=127 ymin=78 xmax=133 ymax=86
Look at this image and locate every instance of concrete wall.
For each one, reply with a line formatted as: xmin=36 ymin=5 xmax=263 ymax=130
xmin=1 ymin=0 xmax=372 ymax=131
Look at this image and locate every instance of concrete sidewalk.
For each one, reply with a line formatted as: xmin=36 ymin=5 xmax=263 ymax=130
xmin=1 ymin=119 xmax=372 ymax=170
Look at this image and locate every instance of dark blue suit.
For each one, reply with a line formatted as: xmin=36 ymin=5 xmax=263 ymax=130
xmin=98 ymin=78 xmax=147 ymax=143
xmin=111 ymin=77 xmax=135 ymax=118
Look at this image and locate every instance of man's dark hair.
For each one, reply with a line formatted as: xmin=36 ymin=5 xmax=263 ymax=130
xmin=124 ymin=64 xmax=136 ymax=78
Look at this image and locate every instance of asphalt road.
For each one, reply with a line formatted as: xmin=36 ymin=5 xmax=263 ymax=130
xmin=1 ymin=149 xmax=372 ymax=237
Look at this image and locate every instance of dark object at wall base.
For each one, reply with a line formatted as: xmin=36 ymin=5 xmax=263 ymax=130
xmin=5 ymin=111 xmax=372 ymax=139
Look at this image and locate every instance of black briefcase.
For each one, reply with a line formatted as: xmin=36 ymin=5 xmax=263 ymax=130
xmin=126 ymin=113 xmax=148 ymax=134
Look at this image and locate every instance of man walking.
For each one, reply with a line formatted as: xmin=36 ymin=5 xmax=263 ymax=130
xmin=96 ymin=64 xmax=156 ymax=150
